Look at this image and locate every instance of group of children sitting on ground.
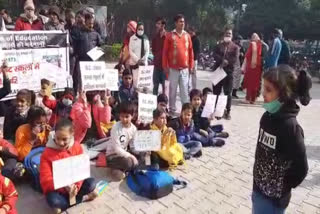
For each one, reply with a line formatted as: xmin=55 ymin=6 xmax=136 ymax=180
xmin=0 ymin=67 xmax=229 ymax=213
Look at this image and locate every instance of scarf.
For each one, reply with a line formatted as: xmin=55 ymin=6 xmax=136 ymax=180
xmin=136 ymin=33 xmax=146 ymax=60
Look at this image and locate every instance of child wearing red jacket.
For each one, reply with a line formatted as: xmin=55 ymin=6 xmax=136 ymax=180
xmin=0 ymin=135 xmax=23 ymax=181
xmin=42 ymin=88 xmax=74 ymax=128
xmin=40 ymin=119 xmax=98 ymax=213
xmin=0 ymin=157 xmax=18 ymax=214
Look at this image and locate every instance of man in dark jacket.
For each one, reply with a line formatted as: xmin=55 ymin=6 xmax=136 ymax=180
xmin=212 ymin=28 xmax=240 ymax=120
xmin=152 ymin=17 xmax=167 ymax=95
xmin=72 ymin=14 xmax=103 ymax=92
xmin=189 ymin=27 xmax=200 ymax=90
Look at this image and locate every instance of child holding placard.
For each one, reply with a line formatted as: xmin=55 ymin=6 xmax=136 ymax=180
xmin=40 ymin=119 xmax=98 ymax=213
xmin=4 ymin=89 xmax=35 ymax=142
xmin=15 ymin=106 xmax=50 ymax=161
xmin=70 ymin=90 xmax=112 ymax=143
xmin=43 ymin=87 xmax=74 ymax=128
xmin=190 ymin=89 xmax=228 ymax=144
xmin=118 ymin=69 xmax=138 ymax=103
xmin=35 ymin=79 xmax=56 ymax=121
xmin=0 ymin=157 xmax=18 ymax=214
xmin=105 ymin=102 xmax=138 ymax=181
xmin=168 ymin=103 xmax=202 ymax=158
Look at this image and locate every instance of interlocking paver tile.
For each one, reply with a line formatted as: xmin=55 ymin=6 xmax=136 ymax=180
xmin=14 ymin=71 xmax=320 ymax=214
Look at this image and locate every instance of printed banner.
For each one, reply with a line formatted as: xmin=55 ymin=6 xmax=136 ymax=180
xmin=0 ymin=31 xmax=70 ymax=100
xmin=138 ymin=93 xmax=157 ymax=123
xmin=80 ymin=61 xmax=118 ymax=91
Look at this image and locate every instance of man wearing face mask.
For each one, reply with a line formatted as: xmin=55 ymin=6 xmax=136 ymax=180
xmin=15 ymin=0 xmax=43 ymax=31
xmin=212 ymin=28 xmax=240 ymax=120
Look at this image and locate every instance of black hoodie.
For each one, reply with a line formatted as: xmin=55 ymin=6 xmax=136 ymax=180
xmin=253 ymin=100 xmax=308 ymax=208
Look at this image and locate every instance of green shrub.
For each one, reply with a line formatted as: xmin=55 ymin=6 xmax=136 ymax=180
xmin=103 ymin=43 xmax=122 ymax=61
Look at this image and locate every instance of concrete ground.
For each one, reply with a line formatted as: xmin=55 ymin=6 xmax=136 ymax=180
xmin=15 ymin=70 xmax=320 ymax=214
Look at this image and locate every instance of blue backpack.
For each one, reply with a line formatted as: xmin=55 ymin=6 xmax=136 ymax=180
xmin=127 ymin=169 xmax=187 ymax=199
xmin=24 ymin=147 xmax=45 ymax=192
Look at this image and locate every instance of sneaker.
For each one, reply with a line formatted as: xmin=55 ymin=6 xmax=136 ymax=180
xmin=184 ymin=153 xmax=191 ymax=160
xmin=232 ymin=94 xmax=239 ymax=99
xmin=216 ymin=132 xmax=229 ymax=138
xmin=13 ymin=162 xmax=25 ymax=178
xmin=223 ymin=111 xmax=231 ymax=120
xmin=83 ymin=189 xmax=99 ymax=202
xmin=213 ymin=139 xmax=225 ymax=147
xmin=193 ymin=150 xmax=202 ymax=158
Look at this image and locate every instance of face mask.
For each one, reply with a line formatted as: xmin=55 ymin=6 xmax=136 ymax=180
xmin=263 ymin=99 xmax=282 ymax=114
xmin=137 ymin=30 xmax=144 ymax=36
xmin=224 ymin=37 xmax=232 ymax=43
xmin=62 ymin=98 xmax=72 ymax=107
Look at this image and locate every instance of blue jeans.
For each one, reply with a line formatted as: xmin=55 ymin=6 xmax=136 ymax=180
xmin=46 ymin=178 xmax=96 ymax=211
xmin=179 ymin=141 xmax=202 ymax=156
xmin=252 ymin=191 xmax=286 ymax=214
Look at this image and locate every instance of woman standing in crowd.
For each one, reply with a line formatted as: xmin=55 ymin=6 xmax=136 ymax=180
xmin=128 ymin=22 xmax=150 ymax=87
xmin=118 ymin=21 xmax=137 ymax=69
xmin=15 ymin=0 xmax=43 ymax=31
xmin=242 ymin=33 xmax=263 ymax=104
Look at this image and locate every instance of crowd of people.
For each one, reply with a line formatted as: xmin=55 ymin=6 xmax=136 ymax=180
xmin=0 ymin=0 xmax=314 ymax=214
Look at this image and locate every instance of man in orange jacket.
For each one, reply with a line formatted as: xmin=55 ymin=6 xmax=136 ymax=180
xmin=162 ymin=14 xmax=194 ymax=116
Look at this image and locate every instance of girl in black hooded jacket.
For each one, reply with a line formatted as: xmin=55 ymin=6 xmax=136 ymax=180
xmin=252 ymin=65 xmax=312 ymax=214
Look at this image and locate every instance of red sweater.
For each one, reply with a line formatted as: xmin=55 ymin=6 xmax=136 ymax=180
xmin=0 ymin=175 xmax=18 ymax=214
xmin=40 ymin=138 xmax=83 ymax=195
xmin=162 ymin=30 xmax=194 ymax=70
xmin=15 ymin=16 xmax=43 ymax=31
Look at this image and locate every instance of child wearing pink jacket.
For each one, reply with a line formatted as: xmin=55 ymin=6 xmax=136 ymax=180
xmin=70 ymin=91 xmax=112 ymax=143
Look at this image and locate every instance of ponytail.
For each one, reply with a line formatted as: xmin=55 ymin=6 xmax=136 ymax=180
xmin=296 ymin=70 xmax=312 ymax=106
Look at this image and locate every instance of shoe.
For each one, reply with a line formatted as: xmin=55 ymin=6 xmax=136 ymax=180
xmin=184 ymin=153 xmax=191 ymax=160
xmin=213 ymin=139 xmax=225 ymax=147
xmin=193 ymin=150 xmax=202 ymax=158
xmin=83 ymin=189 xmax=99 ymax=202
xmin=216 ymin=132 xmax=229 ymax=138
xmin=232 ymin=94 xmax=239 ymax=99
xmin=223 ymin=111 xmax=231 ymax=120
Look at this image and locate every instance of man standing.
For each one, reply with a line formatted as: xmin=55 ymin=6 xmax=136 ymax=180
xmin=44 ymin=6 xmax=64 ymax=31
xmin=163 ymin=14 xmax=194 ymax=116
xmin=189 ymin=27 xmax=200 ymax=90
xmin=152 ymin=17 xmax=167 ymax=95
xmin=278 ymin=29 xmax=291 ymax=65
xmin=212 ymin=28 xmax=239 ymax=120
xmin=265 ymin=28 xmax=282 ymax=69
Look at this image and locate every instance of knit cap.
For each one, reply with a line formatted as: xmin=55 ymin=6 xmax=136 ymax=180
xmin=24 ymin=0 xmax=35 ymax=10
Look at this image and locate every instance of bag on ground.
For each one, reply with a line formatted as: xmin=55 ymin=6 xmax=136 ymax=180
xmin=127 ymin=169 xmax=187 ymax=199
xmin=24 ymin=147 xmax=45 ymax=192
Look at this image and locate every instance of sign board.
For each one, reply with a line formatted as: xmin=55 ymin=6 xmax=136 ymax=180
xmin=53 ymin=154 xmax=90 ymax=190
xmin=134 ymin=130 xmax=161 ymax=152
xmin=138 ymin=93 xmax=157 ymax=123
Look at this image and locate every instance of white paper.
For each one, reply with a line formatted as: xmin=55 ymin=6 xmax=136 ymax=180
xmin=214 ymin=95 xmax=228 ymax=117
xmin=53 ymin=154 xmax=90 ymax=190
xmin=87 ymin=46 xmax=105 ymax=61
xmin=80 ymin=61 xmax=117 ymax=91
xmin=211 ymin=67 xmax=227 ymax=86
xmin=134 ymin=130 xmax=161 ymax=152
xmin=105 ymin=69 xmax=119 ymax=91
xmin=138 ymin=93 xmax=157 ymax=123
xmin=201 ymin=94 xmax=217 ymax=118
xmin=137 ymin=65 xmax=154 ymax=90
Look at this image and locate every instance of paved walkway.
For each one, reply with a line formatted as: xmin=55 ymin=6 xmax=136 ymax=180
xmin=16 ymin=70 xmax=320 ymax=214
